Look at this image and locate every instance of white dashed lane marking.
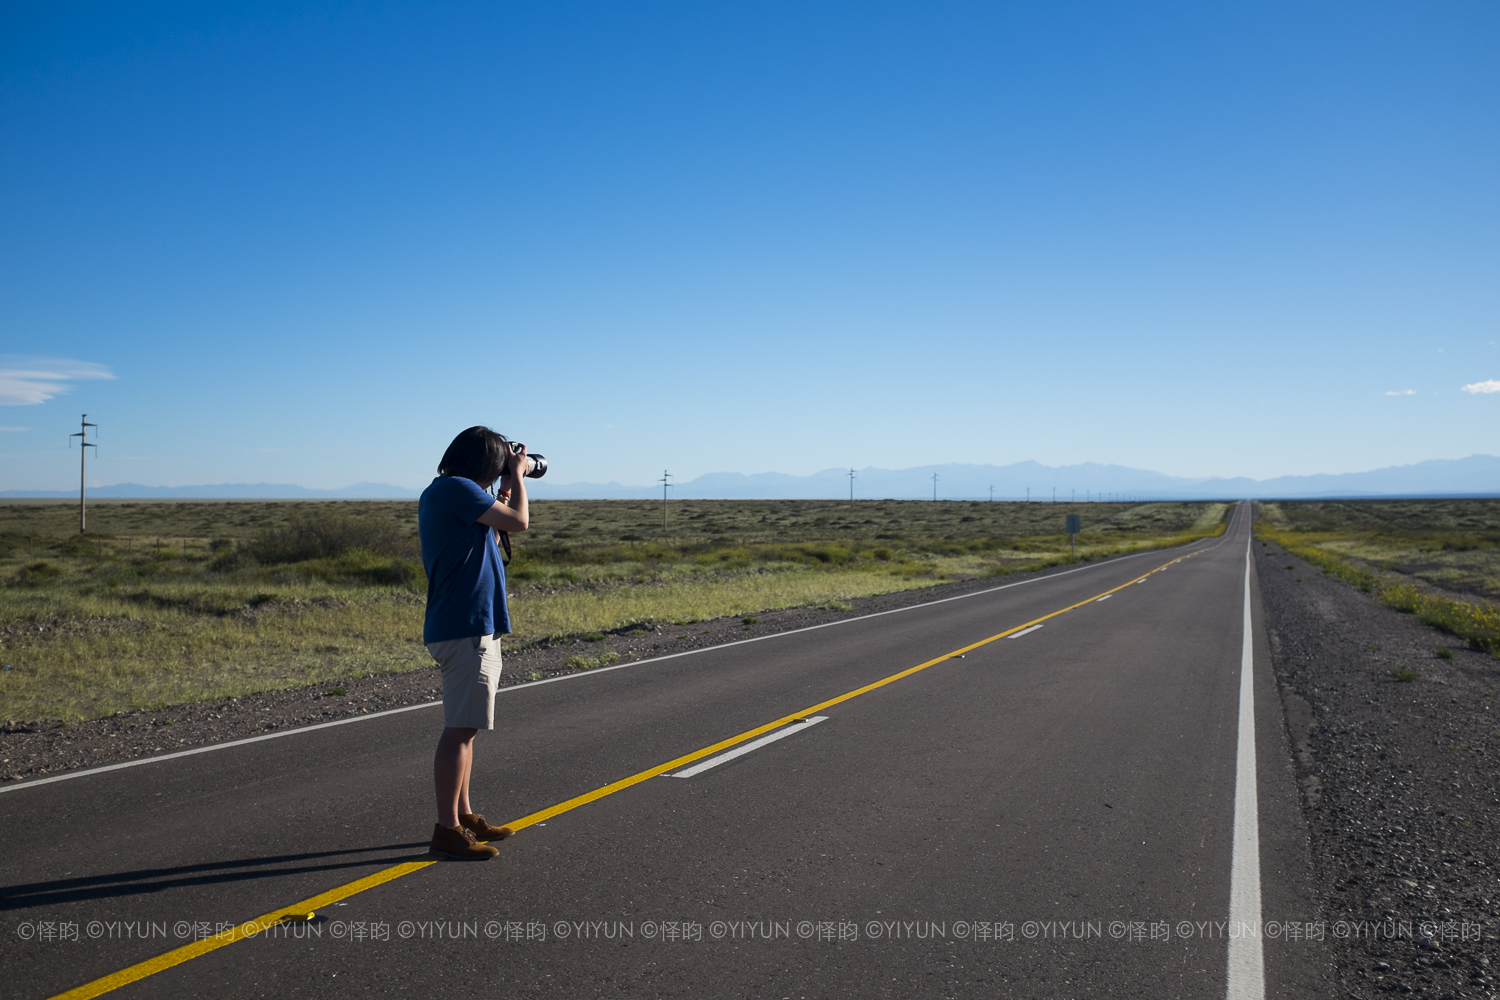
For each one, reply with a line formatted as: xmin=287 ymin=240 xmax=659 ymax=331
xmin=670 ymin=717 xmax=830 ymax=778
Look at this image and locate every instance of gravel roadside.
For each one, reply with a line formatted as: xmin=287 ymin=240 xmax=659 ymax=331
xmin=1257 ymin=539 xmax=1500 ymax=998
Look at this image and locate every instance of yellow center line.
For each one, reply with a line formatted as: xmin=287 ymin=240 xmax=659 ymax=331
xmin=49 ymin=548 xmax=1200 ymax=1000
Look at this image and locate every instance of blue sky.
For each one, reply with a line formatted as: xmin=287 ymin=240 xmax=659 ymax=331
xmin=2 ymin=1 xmax=1497 ymax=491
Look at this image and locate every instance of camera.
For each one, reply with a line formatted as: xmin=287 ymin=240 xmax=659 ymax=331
xmin=508 ymin=441 xmax=547 ymax=479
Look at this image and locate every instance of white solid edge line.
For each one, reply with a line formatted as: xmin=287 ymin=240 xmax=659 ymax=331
xmin=672 ymin=716 xmax=829 ymax=778
xmin=1227 ymin=507 xmax=1266 ymax=999
xmin=0 ymin=699 xmax=444 ymax=795
xmin=1 ymin=530 xmax=1231 ymax=795
xmin=1007 ymin=624 xmax=1044 ymax=638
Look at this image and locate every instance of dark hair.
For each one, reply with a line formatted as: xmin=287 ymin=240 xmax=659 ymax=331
xmin=438 ymin=426 xmax=509 ymax=484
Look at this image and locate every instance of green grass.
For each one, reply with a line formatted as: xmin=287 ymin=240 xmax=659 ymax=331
xmin=1256 ymin=501 xmax=1500 ymax=658
xmin=1 ymin=498 xmax=1229 ymax=721
xmin=562 ymin=651 xmax=621 ymax=671
xmin=1391 ymin=666 xmax=1419 ymax=683
xmin=1257 ymin=499 xmax=1500 ymax=600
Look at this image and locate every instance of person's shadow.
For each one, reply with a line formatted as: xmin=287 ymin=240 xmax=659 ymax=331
xmin=1 ymin=842 xmax=433 ymax=910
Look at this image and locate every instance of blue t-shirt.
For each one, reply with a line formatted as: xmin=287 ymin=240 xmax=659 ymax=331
xmin=419 ymin=476 xmax=511 ymax=643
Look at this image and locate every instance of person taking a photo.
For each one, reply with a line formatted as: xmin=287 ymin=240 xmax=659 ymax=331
xmin=418 ymin=425 xmax=532 ymax=860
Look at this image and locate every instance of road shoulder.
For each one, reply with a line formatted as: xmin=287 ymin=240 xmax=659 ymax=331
xmin=1255 ymin=536 xmax=1500 ymax=998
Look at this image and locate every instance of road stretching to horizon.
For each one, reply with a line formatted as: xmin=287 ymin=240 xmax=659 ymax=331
xmin=4 ymin=503 xmax=1330 ymax=998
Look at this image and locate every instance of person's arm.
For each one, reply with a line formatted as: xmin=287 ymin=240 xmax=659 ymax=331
xmin=477 ymin=444 xmax=529 ymax=533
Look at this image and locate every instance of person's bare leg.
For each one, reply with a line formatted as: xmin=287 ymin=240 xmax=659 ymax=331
xmin=457 ymin=733 xmax=475 ymax=817
xmin=434 ymin=727 xmax=477 ymax=829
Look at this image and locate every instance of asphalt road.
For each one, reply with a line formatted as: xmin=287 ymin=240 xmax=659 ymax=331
xmin=3 ymin=504 xmax=1333 ymax=998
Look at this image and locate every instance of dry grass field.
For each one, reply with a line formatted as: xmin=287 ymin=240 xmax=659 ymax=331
xmin=0 ymin=498 xmax=1227 ymax=721
xmin=1256 ymin=500 xmax=1500 ymax=600
xmin=1255 ymin=499 xmax=1500 ymax=658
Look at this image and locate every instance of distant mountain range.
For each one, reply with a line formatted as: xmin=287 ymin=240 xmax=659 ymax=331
xmin=527 ymin=455 xmax=1500 ymax=500
xmin=4 ymin=455 xmax=1496 ymax=501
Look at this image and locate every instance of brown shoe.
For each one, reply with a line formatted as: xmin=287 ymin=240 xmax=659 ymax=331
xmin=460 ymin=813 xmax=514 ymax=841
xmin=430 ymin=823 xmax=499 ymax=860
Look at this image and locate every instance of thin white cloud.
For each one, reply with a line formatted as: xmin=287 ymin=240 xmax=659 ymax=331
xmin=1461 ymin=379 xmax=1500 ymax=395
xmin=0 ymin=357 xmax=115 ymax=405
xmin=1384 ymin=389 xmax=1416 ymax=396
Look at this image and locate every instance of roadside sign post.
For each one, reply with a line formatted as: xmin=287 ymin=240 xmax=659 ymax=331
xmin=1066 ymin=513 xmax=1081 ymax=559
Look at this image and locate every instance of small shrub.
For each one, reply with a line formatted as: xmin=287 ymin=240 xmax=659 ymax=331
xmin=249 ymin=508 xmax=414 ymax=564
xmin=62 ymin=533 xmax=114 ymax=557
xmin=14 ymin=561 xmax=64 ymax=586
xmin=209 ymin=546 xmax=247 ymax=572
xmin=1391 ymin=667 xmax=1419 ymax=682
xmin=1435 ymin=647 xmax=1454 ymax=660
xmin=327 ymin=688 xmax=348 ymax=696
xmin=563 ymin=651 xmax=621 ymax=671
xmin=742 ymin=616 xmax=760 ymax=625
xmin=285 ymin=549 xmax=421 ymax=587
xmin=580 ymin=632 xmax=605 ymax=642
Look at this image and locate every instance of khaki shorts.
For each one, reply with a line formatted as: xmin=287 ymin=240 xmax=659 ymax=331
xmin=426 ymin=633 xmax=503 ymax=730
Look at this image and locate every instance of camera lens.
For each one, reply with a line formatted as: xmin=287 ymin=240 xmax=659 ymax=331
xmin=509 ymin=442 xmax=546 ymax=479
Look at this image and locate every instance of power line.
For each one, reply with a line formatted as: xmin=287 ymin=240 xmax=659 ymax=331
xmin=68 ymin=414 xmax=98 ymax=534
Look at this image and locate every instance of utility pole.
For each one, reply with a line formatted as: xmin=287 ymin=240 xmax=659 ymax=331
xmin=989 ymin=485 xmax=993 ymax=503
xmin=1026 ymin=487 xmax=1030 ymax=502
xmin=932 ymin=473 xmax=938 ymax=501
xmin=659 ymin=470 xmax=672 ymax=531
xmin=1052 ymin=486 xmax=1056 ymax=503
xmin=848 ymin=468 xmax=856 ymax=506
xmin=1072 ymin=488 xmax=1075 ymax=503
xmin=69 ymin=414 xmax=98 ymax=534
